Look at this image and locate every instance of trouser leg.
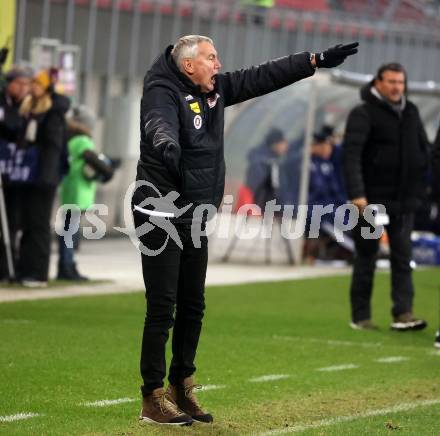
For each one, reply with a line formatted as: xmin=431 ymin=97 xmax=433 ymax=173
xmin=134 ymin=211 xmax=181 ymax=395
xmin=387 ymin=213 xmax=414 ymax=317
xmin=350 ymin=217 xmax=380 ymax=322
xmin=169 ymin=226 xmax=208 ymax=385
xmin=19 ymin=185 xmax=56 ymax=281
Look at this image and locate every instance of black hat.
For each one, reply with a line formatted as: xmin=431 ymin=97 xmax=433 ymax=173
xmin=5 ymin=66 xmax=33 ymax=83
xmin=313 ymin=125 xmax=333 ymax=143
xmin=264 ymin=127 xmax=285 ymax=147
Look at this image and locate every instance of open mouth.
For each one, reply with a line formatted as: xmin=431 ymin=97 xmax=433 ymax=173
xmin=211 ymin=75 xmax=216 ymax=85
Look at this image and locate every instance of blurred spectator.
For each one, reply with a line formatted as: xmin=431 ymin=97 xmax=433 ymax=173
xmin=343 ymin=62 xmax=429 ymax=331
xmin=432 ymin=124 xmax=440 ymax=229
xmin=433 ymin=123 xmax=440 ymax=198
xmin=241 ymin=0 xmax=274 ymax=24
xmin=0 ymin=66 xmax=32 ymax=280
xmin=48 ymin=67 xmax=71 ymax=180
xmin=17 ymin=70 xmax=68 ymax=287
xmin=433 ymin=123 xmax=440 ymax=349
xmin=226 ymin=127 xmax=294 ymax=264
xmin=57 ymin=105 xmax=97 ymax=281
xmin=244 ymin=127 xmax=288 ymax=210
xmin=308 ymin=125 xmax=346 ymax=209
xmin=304 ymin=125 xmax=348 ymax=262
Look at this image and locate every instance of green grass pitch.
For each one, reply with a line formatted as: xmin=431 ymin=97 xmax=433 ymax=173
xmin=1 ymin=268 xmax=440 ymax=435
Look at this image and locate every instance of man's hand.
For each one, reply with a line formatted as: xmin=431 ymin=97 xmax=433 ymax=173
xmin=315 ymin=42 xmax=359 ymax=68
xmin=351 ymin=196 xmax=368 ymax=212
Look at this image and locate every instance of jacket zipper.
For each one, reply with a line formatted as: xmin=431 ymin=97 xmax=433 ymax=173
xmin=202 ymin=94 xmax=219 ymax=204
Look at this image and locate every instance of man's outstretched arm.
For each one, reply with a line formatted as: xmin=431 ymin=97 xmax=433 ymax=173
xmin=220 ymin=42 xmax=358 ymax=107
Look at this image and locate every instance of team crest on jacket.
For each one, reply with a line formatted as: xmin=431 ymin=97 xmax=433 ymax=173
xmin=207 ymin=93 xmax=220 ymax=109
xmin=193 ymin=115 xmax=202 ymax=129
xmin=189 ymin=102 xmax=201 ymax=114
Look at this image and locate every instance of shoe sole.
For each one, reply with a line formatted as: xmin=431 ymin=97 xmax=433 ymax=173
xmin=192 ymin=418 xmax=213 ymax=424
xmin=139 ymin=416 xmax=192 ymax=426
xmin=21 ymin=282 xmax=48 ymax=288
xmin=390 ymin=321 xmax=427 ymax=331
xmin=349 ymin=322 xmax=378 ymax=330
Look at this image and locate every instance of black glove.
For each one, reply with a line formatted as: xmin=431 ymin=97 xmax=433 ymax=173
xmin=0 ymin=46 xmax=9 ymax=67
xmin=315 ymin=42 xmax=359 ymax=68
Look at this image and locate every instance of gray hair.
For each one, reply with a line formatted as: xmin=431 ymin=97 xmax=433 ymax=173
xmin=171 ymin=35 xmax=213 ymax=71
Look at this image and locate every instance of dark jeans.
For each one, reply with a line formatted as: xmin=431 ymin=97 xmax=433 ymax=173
xmin=350 ymin=213 xmax=414 ymax=322
xmin=58 ymin=209 xmax=81 ymax=266
xmin=133 ymin=210 xmax=208 ymax=396
xmin=18 ymin=185 xmax=57 ymax=281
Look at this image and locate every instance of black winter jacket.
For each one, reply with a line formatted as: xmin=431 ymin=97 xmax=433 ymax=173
xmin=342 ymin=82 xmax=429 ymax=215
xmin=25 ymin=99 xmax=68 ymax=187
xmin=433 ymin=125 xmax=440 ymax=198
xmin=0 ymin=87 xmax=25 ymax=144
xmin=135 ymin=45 xmax=315 ymax=220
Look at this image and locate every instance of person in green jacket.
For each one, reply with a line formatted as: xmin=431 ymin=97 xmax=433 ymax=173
xmin=58 ymin=105 xmax=96 ymax=281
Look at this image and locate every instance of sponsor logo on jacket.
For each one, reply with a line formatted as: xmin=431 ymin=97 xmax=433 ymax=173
xmin=207 ymin=93 xmax=220 ymax=109
xmin=189 ymin=102 xmax=201 ymax=114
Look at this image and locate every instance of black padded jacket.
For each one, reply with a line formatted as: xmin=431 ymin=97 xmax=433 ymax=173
xmin=134 ymin=45 xmax=315 ymax=221
xmin=342 ymin=82 xmax=430 ymax=215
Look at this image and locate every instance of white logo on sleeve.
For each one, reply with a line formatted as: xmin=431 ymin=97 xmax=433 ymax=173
xmin=193 ymin=115 xmax=202 ymax=129
xmin=207 ymin=93 xmax=220 ymax=109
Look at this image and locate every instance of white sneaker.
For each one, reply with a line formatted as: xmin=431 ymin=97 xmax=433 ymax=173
xmin=390 ymin=313 xmax=427 ymax=331
xmin=21 ymin=279 xmax=48 ymax=288
xmin=435 ymin=331 xmax=440 ymax=349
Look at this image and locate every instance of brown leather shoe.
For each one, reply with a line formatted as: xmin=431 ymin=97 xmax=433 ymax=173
xmin=139 ymin=387 xmax=193 ymax=425
xmin=166 ymin=377 xmax=213 ymax=423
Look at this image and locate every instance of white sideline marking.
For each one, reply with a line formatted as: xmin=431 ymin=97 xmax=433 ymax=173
xmin=82 ymin=397 xmax=136 ymax=407
xmin=199 ymin=384 xmax=226 ymax=392
xmin=429 ymin=350 xmax=440 ymax=356
xmin=273 ymin=335 xmax=383 ymax=349
xmin=249 ymin=374 xmax=290 ymax=382
xmin=259 ymin=398 xmax=440 ymax=435
xmin=316 ymin=364 xmax=359 ymax=372
xmin=0 ymin=413 xmax=41 ymax=423
xmin=375 ymin=356 xmax=409 ymax=363
xmin=274 ymin=335 xmax=433 ymax=353
xmin=0 ymin=319 xmax=32 ymax=324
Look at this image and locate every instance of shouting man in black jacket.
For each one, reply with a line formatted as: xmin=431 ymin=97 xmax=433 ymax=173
xmin=134 ymin=35 xmax=358 ymax=426
xmin=343 ymin=63 xmax=428 ymax=332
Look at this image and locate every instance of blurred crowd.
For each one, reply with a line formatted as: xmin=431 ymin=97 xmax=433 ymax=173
xmin=240 ymin=72 xmax=440 ymax=265
xmin=0 ymin=65 xmax=112 ymax=287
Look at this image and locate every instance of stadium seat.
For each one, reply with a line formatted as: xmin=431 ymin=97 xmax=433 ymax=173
xmin=275 ymin=0 xmax=329 ymax=12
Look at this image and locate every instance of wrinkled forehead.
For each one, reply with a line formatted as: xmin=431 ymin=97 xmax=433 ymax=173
xmin=197 ymin=41 xmax=218 ymax=58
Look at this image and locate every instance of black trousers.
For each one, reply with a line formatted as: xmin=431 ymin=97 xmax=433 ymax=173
xmin=0 ymin=184 xmax=24 ymax=279
xmin=350 ymin=213 xmax=414 ymax=322
xmin=133 ymin=211 xmax=208 ymax=396
xmin=18 ymin=185 xmax=57 ymax=281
